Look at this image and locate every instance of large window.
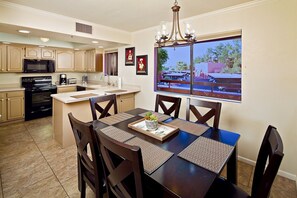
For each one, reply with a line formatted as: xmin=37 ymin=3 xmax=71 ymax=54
xmin=155 ymin=36 xmax=242 ymax=101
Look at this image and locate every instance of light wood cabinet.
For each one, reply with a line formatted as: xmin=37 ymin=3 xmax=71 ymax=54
xmin=74 ymin=50 xmax=86 ymax=72
xmin=57 ymin=86 xmax=77 ymax=93
xmin=56 ymin=50 xmax=74 ymax=72
xmin=41 ymin=48 xmax=55 ymax=59
xmin=0 ymin=45 xmax=23 ymax=72
xmin=117 ymin=93 xmax=135 ymax=113
xmin=25 ymin=47 xmax=55 ymax=59
xmin=85 ymin=50 xmax=103 ymax=72
xmin=0 ymin=91 xmax=24 ymax=123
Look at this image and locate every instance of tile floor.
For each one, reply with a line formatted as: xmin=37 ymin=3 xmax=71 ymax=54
xmin=0 ymin=117 xmax=296 ymax=198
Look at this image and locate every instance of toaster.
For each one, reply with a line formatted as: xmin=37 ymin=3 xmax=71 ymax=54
xmin=67 ymin=78 xmax=77 ymax=84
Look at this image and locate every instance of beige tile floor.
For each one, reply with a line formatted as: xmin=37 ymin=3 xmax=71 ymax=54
xmin=0 ymin=117 xmax=296 ymax=198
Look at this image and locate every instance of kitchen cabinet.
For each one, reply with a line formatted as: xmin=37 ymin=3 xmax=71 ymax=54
xmin=74 ymin=50 xmax=86 ymax=72
xmin=0 ymin=45 xmax=23 ymax=72
xmin=117 ymin=93 xmax=135 ymax=113
xmin=56 ymin=50 xmax=74 ymax=72
xmin=25 ymin=47 xmax=55 ymax=59
xmin=0 ymin=91 xmax=24 ymax=123
xmin=85 ymin=49 xmax=103 ymax=72
xmin=57 ymin=86 xmax=77 ymax=93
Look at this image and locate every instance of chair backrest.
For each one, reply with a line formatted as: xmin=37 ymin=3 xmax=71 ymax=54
xmin=186 ymin=98 xmax=222 ymax=129
xmin=89 ymin=94 xmax=118 ymax=120
xmin=251 ymin=125 xmax=284 ymax=198
xmin=97 ymin=131 xmax=145 ymax=198
xmin=155 ymin=94 xmax=182 ymax=118
xmin=68 ymin=113 xmax=105 ymax=197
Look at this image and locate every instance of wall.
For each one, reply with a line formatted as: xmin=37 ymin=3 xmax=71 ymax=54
xmin=119 ymin=0 xmax=297 ymax=180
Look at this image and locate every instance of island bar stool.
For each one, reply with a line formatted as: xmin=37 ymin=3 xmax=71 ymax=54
xmin=89 ymin=94 xmax=118 ymax=120
xmin=186 ymin=98 xmax=222 ymax=129
xmin=206 ymin=125 xmax=284 ymax=198
xmin=155 ymin=94 xmax=182 ymax=118
xmin=68 ymin=113 xmax=106 ymax=198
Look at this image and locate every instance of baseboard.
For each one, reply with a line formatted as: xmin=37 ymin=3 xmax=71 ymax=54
xmin=238 ymin=156 xmax=296 ymax=181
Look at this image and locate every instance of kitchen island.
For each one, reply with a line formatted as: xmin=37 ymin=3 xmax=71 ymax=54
xmin=51 ymin=85 xmax=140 ymax=147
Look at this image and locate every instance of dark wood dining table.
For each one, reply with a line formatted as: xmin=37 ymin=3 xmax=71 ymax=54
xmin=93 ymin=108 xmax=240 ymax=198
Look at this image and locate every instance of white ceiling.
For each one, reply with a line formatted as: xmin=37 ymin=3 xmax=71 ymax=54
xmin=1 ymin=0 xmax=254 ymax=48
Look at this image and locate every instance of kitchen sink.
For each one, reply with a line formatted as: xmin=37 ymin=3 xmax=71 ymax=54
xmin=105 ymin=89 xmax=127 ymax=93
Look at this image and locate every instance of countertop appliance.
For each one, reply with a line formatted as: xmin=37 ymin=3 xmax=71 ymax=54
xmin=59 ymin=74 xmax=67 ymax=85
xmin=82 ymin=75 xmax=88 ymax=84
xmin=23 ymin=59 xmax=55 ymax=73
xmin=67 ymin=78 xmax=77 ymax=84
xmin=22 ymin=76 xmax=57 ymax=121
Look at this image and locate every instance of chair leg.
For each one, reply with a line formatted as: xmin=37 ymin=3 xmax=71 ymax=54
xmin=78 ymin=156 xmax=82 ymax=192
xmin=80 ymin=180 xmax=86 ymax=198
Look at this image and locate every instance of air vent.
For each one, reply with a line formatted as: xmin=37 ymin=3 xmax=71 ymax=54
xmin=76 ymin=22 xmax=92 ymax=34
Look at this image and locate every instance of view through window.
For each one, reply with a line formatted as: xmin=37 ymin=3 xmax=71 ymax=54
xmin=155 ymin=36 xmax=242 ymax=101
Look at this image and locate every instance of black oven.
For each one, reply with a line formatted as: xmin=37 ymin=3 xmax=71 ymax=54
xmin=23 ymin=59 xmax=55 ymax=73
xmin=22 ymin=76 xmax=57 ymax=121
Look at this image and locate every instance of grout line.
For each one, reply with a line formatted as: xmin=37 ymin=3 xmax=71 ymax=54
xmin=24 ymin=121 xmax=70 ymax=198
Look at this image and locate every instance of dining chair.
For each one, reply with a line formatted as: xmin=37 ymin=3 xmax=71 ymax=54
xmin=89 ymin=94 xmax=118 ymax=120
xmin=68 ymin=113 xmax=106 ymax=198
xmin=155 ymin=94 xmax=182 ymax=118
xmin=186 ymin=98 xmax=222 ymax=129
xmin=96 ymin=130 xmax=155 ymax=198
xmin=206 ymin=125 xmax=284 ymax=198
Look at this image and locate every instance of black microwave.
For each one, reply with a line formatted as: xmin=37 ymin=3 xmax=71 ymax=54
xmin=23 ymin=59 xmax=55 ymax=73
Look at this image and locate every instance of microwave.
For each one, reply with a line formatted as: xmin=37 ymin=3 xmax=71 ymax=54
xmin=23 ymin=59 xmax=55 ymax=73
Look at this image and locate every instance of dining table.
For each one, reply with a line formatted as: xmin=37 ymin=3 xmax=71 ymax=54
xmin=92 ymin=108 xmax=240 ymax=198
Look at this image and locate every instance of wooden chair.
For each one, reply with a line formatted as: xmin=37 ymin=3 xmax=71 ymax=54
xmin=186 ymin=98 xmax=222 ymax=129
xmin=96 ymin=130 xmax=148 ymax=198
xmin=68 ymin=113 xmax=106 ymax=198
xmin=155 ymin=94 xmax=182 ymax=118
xmin=89 ymin=94 xmax=118 ymax=120
xmin=206 ymin=125 xmax=284 ymax=198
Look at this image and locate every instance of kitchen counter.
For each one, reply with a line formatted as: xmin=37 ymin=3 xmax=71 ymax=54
xmin=0 ymin=84 xmax=25 ymax=92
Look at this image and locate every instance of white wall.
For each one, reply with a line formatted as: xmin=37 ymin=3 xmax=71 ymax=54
xmin=119 ymin=0 xmax=297 ymax=180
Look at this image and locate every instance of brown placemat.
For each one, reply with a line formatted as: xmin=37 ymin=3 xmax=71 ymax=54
xmin=138 ymin=112 xmax=171 ymax=122
xmin=125 ymin=137 xmax=173 ymax=174
xmin=99 ymin=113 xmax=134 ymax=125
xmin=178 ymin=137 xmax=234 ymax=174
xmin=100 ymin=126 xmax=135 ymax=143
xmin=168 ymin=118 xmax=209 ymax=136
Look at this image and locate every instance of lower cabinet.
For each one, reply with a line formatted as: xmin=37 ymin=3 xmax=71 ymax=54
xmin=0 ymin=91 xmax=24 ymax=123
xmin=57 ymin=86 xmax=77 ymax=93
xmin=117 ymin=93 xmax=135 ymax=113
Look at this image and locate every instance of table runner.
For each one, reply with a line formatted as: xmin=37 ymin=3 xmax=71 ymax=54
xmin=178 ymin=136 xmax=234 ymax=174
xmin=99 ymin=113 xmax=134 ymax=125
xmin=168 ymin=118 xmax=209 ymax=136
xmin=138 ymin=112 xmax=171 ymax=122
xmin=125 ymin=137 xmax=174 ymax=174
xmin=100 ymin=126 xmax=135 ymax=143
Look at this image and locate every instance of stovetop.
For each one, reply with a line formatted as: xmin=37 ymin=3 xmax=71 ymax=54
xmin=22 ymin=76 xmax=57 ymax=90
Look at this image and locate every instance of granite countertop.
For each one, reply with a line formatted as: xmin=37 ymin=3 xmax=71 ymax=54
xmin=51 ymin=85 xmax=140 ymax=104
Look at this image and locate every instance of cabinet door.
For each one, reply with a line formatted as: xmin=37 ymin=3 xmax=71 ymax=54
xmin=42 ymin=48 xmax=55 ymax=59
xmin=0 ymin=93 xmax=7 ymax=122
xmin=57 ymin=86 xmax=77 ymax=93
xmin=7 ymin=46 xmax=23 ymax=72
xmin=85 ymin=50 xmax=95 ymax=72
xmin=7 ymin=96 xmax=24 ymax=120
xmin=56 ymin=50 xmax=74 ymax=72
xmin=0 ymin=45 xmax=7 ymax=72
xmin=25 ymin=47 xmax=41 ymax=58
xmin=74 ymin=51 xmax=86 ymax=72
xmin=118 ymin=94 xmax=135 ymax=113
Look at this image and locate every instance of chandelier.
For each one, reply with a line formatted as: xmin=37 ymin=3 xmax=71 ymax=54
xmin=155 ymin=0 xmax=196 ymax=46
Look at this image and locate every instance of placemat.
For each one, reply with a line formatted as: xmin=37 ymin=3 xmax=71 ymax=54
xmin=125 ymin=137 xmax=174 ymax=174
xmin=99 ymin=113 xmax=135 ymax=125
xmin=168 ymin=118 xmax=209 ymax=136
xmin=178 ymin=136 xmax=234 ymax=174
xmin=138 ymin=112 xmax=171 ymax=122
xmin=100 ymin=126 xmax=135 ymax=143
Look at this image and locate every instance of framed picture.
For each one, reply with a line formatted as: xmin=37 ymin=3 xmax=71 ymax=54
xmin=125 ymin=47 xmax=135 ymax=66
xmin=136 ymin=55 xmax=148 ymax=75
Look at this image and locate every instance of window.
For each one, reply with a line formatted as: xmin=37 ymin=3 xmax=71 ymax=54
xmin=155 ymin=36 xmax=242 ymax=101
xmin=105 ymin=51 xmax=118 ymax=76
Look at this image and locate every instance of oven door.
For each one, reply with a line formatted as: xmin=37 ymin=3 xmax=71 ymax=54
xmin=25 ymin=88 xmax=57 ymax=120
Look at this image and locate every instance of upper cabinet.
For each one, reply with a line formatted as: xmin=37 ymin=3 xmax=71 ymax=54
xmin=85 ymin=49 xmax=103 ymax=72
xmin=25 ymin=47 xmax=55 ymax=59
xmin=0 ymin=45 xmax=23 ymax=72
xmin=56 ymin=50 xmax=74 ymax=72
xmin=74 ymin=50 xmax=86 ymax=72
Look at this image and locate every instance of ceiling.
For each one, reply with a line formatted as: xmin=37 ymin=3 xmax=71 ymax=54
xmin=1 ymin=0 xmax=254 ymax=48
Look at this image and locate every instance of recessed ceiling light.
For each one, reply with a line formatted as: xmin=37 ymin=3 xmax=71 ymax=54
xmin=92 ymin=41 xmax=99 ymax=44
xmin=18 ymin=30 xmax=30 ymax=34
xmin=40 ymin=37 xmax=49 ymax=42
xmin=2 ymin=41 xmax=11 ymax=44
